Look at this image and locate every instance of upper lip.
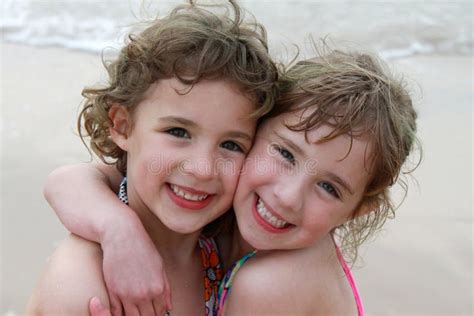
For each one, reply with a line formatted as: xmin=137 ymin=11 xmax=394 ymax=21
xmin=257 ymin=195 xmax=291 ymax=223
xmin=169 ymin=183 xmax=213 ymax=195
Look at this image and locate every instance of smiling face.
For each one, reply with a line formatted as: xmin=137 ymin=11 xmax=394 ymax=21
xmin=111 ymin=78 xmax=256 ymax=234
xmin=233 ymin=111 xmax=373 ymax=250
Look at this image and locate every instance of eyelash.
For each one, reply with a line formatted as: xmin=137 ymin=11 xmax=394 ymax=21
xmin=166 ymin=127 xmax=190 ymax=138
xmin=166 ymin=128 xmax=244 ymax=153
xmin=274 ymin=145 xmax=295 ymax=165
xmin=221 ymin=141 xmax=244 ymax=153
xmin=318 ymin=182 xmax=340 ymax=199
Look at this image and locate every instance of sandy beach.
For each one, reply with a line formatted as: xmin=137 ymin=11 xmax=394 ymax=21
xmin=1 ymin=42 xmax=472 ymax=315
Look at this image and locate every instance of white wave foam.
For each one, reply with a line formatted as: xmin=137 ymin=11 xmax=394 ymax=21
xmin=1 ymin=0 xmax=472 ymax=57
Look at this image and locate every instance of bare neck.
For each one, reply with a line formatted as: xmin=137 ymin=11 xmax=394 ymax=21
xmin=222 ymin=222 xmax=256 ymax=268
xmin=127 ymin=191 xmax=202 ymax=265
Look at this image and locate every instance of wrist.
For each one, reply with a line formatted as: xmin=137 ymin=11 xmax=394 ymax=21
xmin=98 ymin=205 xmax=143 ymax=245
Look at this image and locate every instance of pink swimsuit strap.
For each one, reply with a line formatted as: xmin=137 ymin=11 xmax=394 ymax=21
xmin=334 ymin=244 xmax=365 ymax=316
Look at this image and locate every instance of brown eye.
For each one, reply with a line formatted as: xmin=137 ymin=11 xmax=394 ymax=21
xmin=221 ymin=141 xmax=243 ymax=153
xmin=166 ymin=127 xmax=190 ymax=139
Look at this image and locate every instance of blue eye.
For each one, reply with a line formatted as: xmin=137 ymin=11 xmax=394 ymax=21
xmin=275 ymin=145 xmax=295 ymax=164
xmin=319 ymin=182 xmax=340 ymax=198
xmin=166 ymin=128 xmax=190 ymax=138
xmin=221 ymin=141 xmax=244 ymax=153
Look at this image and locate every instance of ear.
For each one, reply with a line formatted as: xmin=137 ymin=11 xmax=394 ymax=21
xmin=109 ymin=104 xmax=132 ymax=151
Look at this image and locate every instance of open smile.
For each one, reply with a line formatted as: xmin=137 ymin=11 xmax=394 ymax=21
xmin=252 ymin=194 xmax=293 ymax=233
xmin=166 ymin=183 xmax=214 ymax=210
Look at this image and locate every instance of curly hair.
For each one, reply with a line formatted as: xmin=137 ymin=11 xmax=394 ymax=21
xmin=272 ymin=49 xmax=421 ymax=262
xmin=78 ymin=0 xmax=279 ymax=175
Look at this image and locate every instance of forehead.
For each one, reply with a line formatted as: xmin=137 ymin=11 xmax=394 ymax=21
xmin=137 ymin=78 xmax=257 ymax=120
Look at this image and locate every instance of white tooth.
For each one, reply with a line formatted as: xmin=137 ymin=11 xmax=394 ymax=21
xmin=256 ymin=198 xmax=288 ymax=228
xmin=171 ymin=185 xmax=208 ymax=201
xmin=265 ymin=211 xmax=271 ymax=220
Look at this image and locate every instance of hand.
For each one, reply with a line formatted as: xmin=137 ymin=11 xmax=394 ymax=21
xmin=89 ymin=297 xmax=111 ymax=316
xmin=100 ymin=215 xmax=172 ymax=316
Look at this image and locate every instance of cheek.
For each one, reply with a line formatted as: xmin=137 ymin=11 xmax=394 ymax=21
xmin=128 ymin=144 xmax=181 ymax=191
xmin=141 ymin=150 xmax=178 ymax=178
xmin=302 ymin=200 xmax=340 ymax=233
xmin=216 ymin=156 xmax=246 ymax=195
xmin=240 ymin=147 xmax=277 ymax=189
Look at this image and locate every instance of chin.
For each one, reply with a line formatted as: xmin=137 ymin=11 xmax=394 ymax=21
xmin=164 ymin=220 xmax=203 ymax=235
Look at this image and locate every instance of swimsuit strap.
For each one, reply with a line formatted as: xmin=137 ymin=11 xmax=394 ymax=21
xmin=334 ymin=244 xmax=365 ymax=316
xmin=118 ymin=177 xmax=128 ymax=205
xmin=198 ymin=236 xmax=224 ymax=316
xmin=217 ymin=250 xmax=257 ymax=316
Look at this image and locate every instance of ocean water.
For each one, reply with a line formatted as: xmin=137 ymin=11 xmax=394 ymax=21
xmin=1 ymin=0 xmax=472 ymax=60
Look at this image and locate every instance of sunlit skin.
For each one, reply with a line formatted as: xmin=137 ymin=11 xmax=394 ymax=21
xmin=233 ymin=111 xmax=373 ymax=252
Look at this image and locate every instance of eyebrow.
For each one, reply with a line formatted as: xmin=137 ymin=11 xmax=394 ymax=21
xmin=159 ymin=116 xmax=198 ymax=128
xmin=159 ymin=116 xmax=253 ymax=142
xmin=225 ymin=131 xmax=253 ymax=142
xmin=326 ymin=172 xmax=355 ymax=196
xmin=274 ymin=131 xmax=305 ymax=158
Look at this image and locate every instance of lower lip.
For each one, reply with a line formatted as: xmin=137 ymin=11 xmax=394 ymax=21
xmin=166 ymin=184 xmax=213 ymax=210
xmin=251 ymin=195 xmax=292 ymax=234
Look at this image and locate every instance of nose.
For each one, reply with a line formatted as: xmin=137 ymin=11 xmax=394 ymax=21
xmin=181 ymin=145 xmax=216 ymax=182
xmin=272 ymin=174 xmax=304 ymax=213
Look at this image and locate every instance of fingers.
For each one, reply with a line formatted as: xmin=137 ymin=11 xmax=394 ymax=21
xmin=89 ymin=296 xmax=169 ymax=316
xmin=123 ymin=302 xmax=140 ymax=316
xmin=152 ymin=299 xmax=169 ymax=316
xmin=163 ymin=273 xmax=173 ymax=311
xmin=138 ymin=302 xmax=156 ymax=316
xmin=108 ymin=294 xmax=123 ymax=316
xmin=89 ymin=297 xmax=112 ymax=316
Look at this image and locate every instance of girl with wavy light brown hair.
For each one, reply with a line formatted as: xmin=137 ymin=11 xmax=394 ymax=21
xmin=27 ymin=1 xmax=278 ymax=315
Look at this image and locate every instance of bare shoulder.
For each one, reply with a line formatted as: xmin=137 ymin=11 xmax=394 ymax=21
xmin=26 ymin=234 xmax=109 ymax=316
xmin=223 ymin=239 xmax=358 ymax=315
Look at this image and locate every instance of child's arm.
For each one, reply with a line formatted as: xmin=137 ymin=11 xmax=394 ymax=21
xmin=26 ymin=234 xmax=111 ymax=316
xmin=44 ymin=163 xmax=172 ymax=315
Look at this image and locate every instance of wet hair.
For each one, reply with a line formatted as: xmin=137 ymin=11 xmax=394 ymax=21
xmin=272 ymin=49 xmax=421 ymax=262
xmin=78 ymin=0 xmax=279 ymax=175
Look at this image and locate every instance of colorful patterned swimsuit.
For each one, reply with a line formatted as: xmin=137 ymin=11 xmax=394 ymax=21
xmin=118 ymin=178 xmax=224 ymax=316
xmin=216 ymin=246 xmax=365 ymax=316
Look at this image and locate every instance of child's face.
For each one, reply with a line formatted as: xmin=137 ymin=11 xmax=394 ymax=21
xmin=233 ymin=111 xmax=373 ymax=250
xmin=116 ymin=78 xmax=256 ymax=234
